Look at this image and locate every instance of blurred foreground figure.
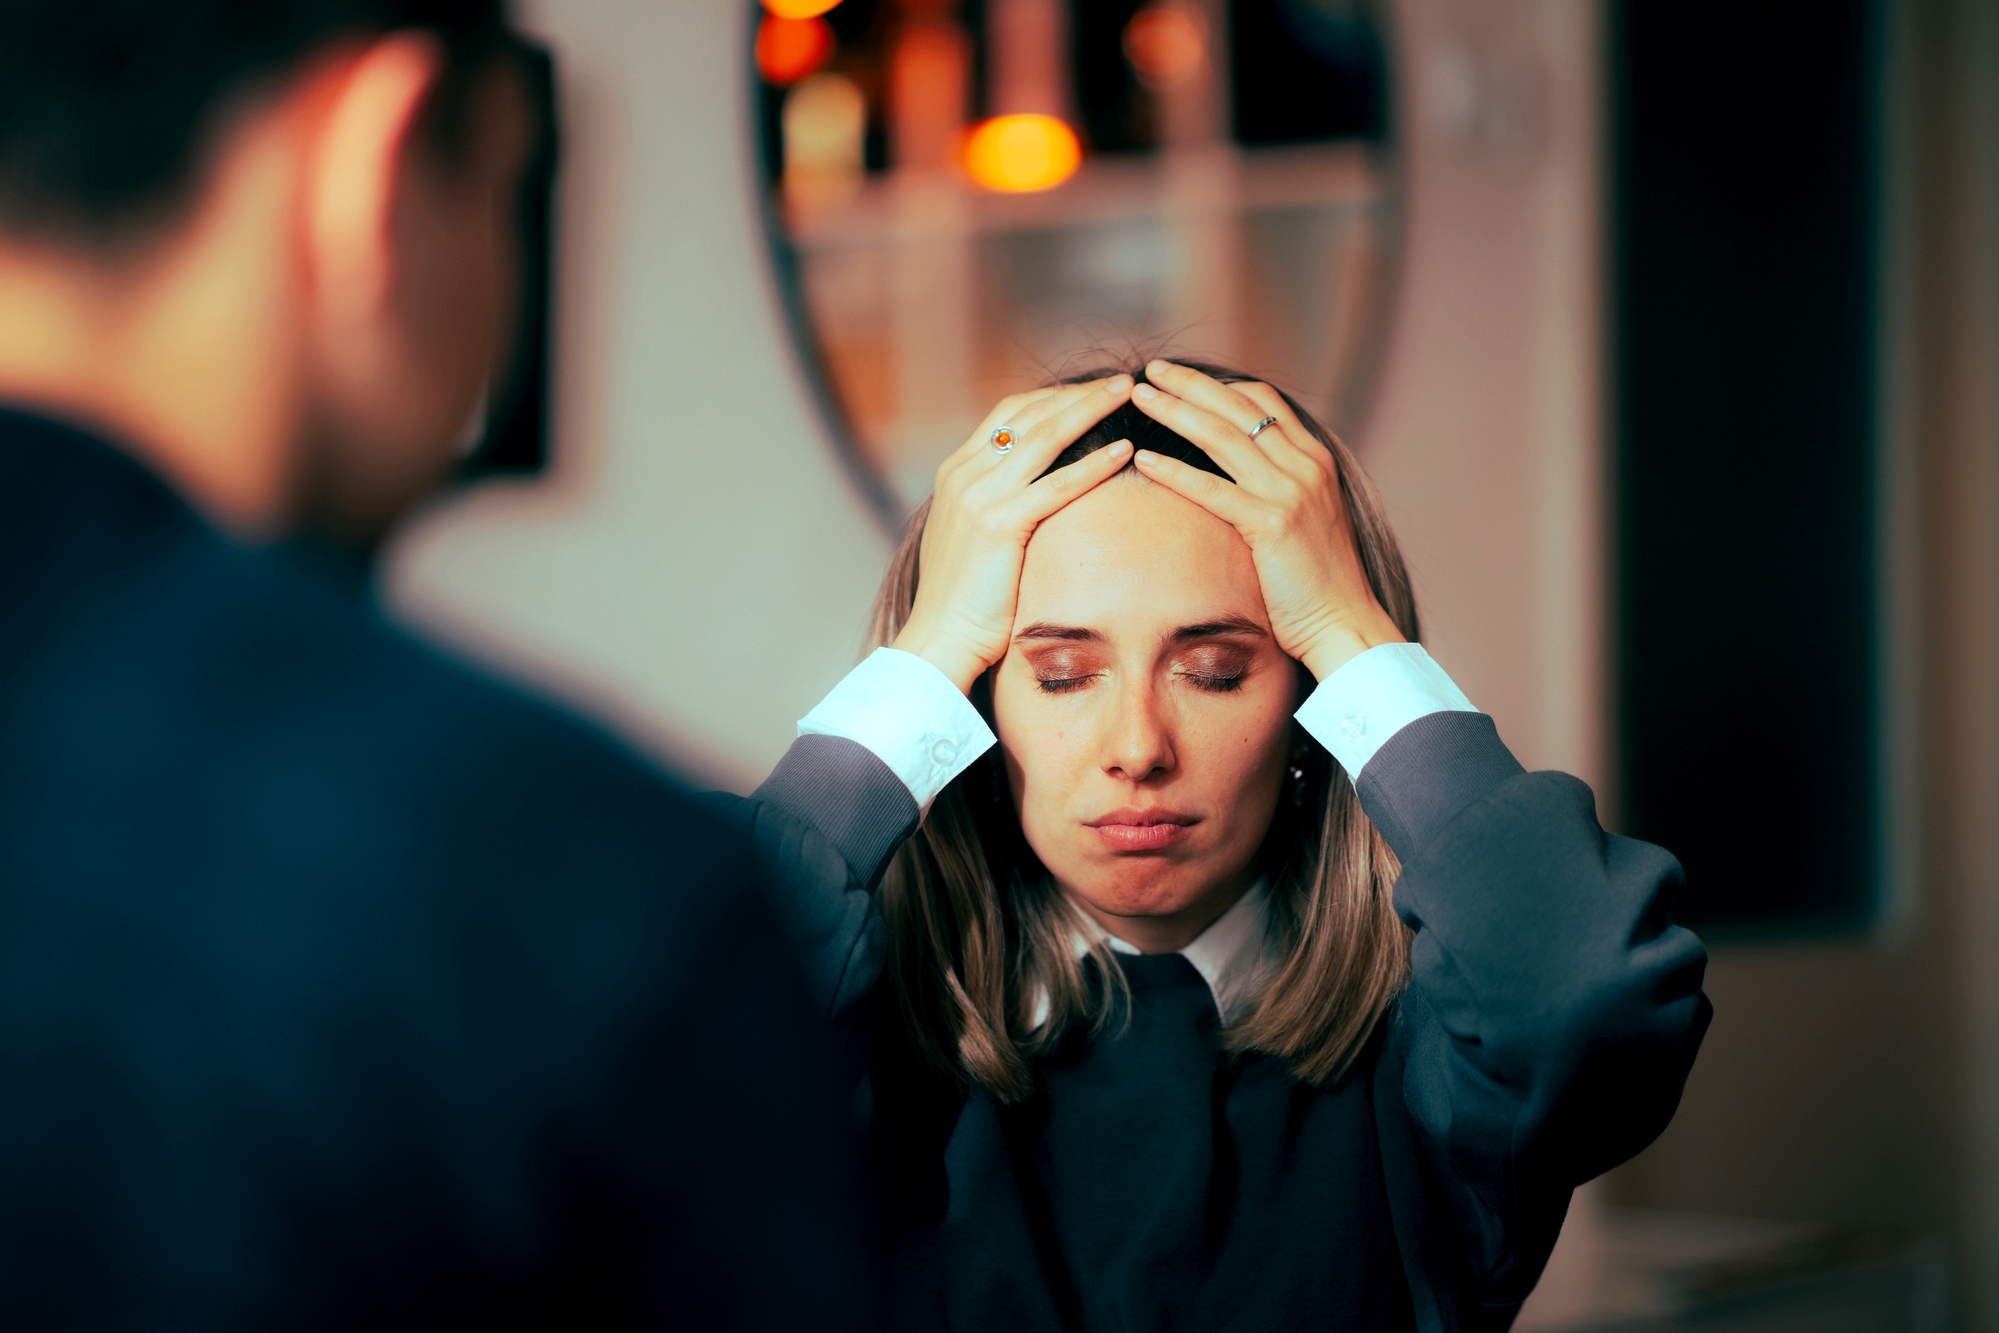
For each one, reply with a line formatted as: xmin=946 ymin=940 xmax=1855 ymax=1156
xmin=0 ymin=2 xmax=872 ymax=1327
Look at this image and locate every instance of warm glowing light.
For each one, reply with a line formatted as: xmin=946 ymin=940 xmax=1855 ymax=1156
xmin=783 ymin=73 xmax=866 ymax=213
xmin=1123 ymin=4 xmax=1209 ymax=88
xmin=757 ymin=15 xmax=835 ymax=85
xmin=961 ymin=114 xmax=1081 ymax=193
xmin=762 ymin=0 xmax=842 ymax=18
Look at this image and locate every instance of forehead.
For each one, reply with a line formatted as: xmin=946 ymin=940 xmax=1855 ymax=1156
xmin=1015 ymin=473 xmax=1266 ymax=632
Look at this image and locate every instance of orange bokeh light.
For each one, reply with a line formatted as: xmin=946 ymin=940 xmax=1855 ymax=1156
xmin=961 ymin=114 xmax=1082 ymax=193
xmin=757 ymin=15 xmax=835 ymax=85
xmin=762 ymin=0 xmax=842 ymax=18
xmin=1123 ymin=5 xmax=1209 ymax=88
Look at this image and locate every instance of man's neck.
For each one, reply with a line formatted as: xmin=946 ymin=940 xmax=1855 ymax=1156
xmin=0 ymin=123 xmax=306 ymax=537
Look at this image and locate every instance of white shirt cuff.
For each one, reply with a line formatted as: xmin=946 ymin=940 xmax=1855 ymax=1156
xmin=1294 ymin=642 xmax=1477 ymax=781
xmin=798 ymin=647 xmax=997 ymax=815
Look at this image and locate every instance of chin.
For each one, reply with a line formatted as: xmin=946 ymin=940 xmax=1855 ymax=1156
xmin=1064 ymin=861 xmax=1218 ymax=921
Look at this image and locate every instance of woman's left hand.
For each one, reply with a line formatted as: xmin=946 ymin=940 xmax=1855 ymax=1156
xmin=1128 ymin=360 xmax=1405 ymax=681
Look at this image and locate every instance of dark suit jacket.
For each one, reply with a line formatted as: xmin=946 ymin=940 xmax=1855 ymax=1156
xmin=0 ymin=409 xmax=874 ymax=1330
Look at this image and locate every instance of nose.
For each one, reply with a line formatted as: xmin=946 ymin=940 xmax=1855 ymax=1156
xmin=1101 ymin=676 xmax=1176 ymax=784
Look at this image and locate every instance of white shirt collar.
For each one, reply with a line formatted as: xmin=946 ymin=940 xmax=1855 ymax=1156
xmin=1067 ymin=878 xmax=1280 ymax=1025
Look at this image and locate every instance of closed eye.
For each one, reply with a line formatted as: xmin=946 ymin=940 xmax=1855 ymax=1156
xmin=1174 ymin=643 xmax=1255 ymax=694
xmin=1179 ymin=670 xmax=1245 ymax=693
xmin=1037 ymin=673 xmax=1100 ymax=695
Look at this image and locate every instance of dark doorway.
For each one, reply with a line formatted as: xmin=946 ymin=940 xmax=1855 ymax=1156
xmin=1612 ymin=0 xmax=1884 ymax=933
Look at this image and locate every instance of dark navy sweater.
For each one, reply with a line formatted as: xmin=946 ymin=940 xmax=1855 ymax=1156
xmin=868 ymin=953 xmax=1416 ymax=1331
xmin=745 ymin=680 xmax=1712 ymax=1331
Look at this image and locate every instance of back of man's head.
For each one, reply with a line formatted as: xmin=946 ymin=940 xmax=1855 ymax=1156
xmin=0 ymin=0 xmax=534 ymax=543
xmin=0 ymin=0 xmax=506 ymax=251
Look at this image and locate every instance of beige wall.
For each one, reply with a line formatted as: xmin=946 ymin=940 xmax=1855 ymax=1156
xmin=385 ymin=0 xmax=895 ymax=792
xmin=1359 ymin=2 xmax=1611 ymax=1322
xmin=1364 ymin=0 xmax=1605 ymax=787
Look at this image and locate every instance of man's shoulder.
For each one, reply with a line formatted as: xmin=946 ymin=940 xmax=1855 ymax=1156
xmin=2 ymin=468 xmax=726 ymax=897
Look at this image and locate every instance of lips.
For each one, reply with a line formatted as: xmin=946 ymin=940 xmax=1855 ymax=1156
xmin=1085 ymin=808 xmax=1198 ymax=853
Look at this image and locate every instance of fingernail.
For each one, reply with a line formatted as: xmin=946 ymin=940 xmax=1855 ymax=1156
xmin=1134 ymin=383 xmax=1159 ymax=400
xmin=1110 ymin=438 xmax=1133 ymax=452
xmin=1134 ymin=449 xmax=1158 ymax=464
xmin=1107 ymin=375 xmax=1133 ymax=394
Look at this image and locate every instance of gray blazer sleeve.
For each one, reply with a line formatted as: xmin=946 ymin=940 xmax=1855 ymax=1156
xmin=720 ymin=734 xmax=917 ymax=1019
xmin=1359 ymin=712 xmax=1712 ymax=1308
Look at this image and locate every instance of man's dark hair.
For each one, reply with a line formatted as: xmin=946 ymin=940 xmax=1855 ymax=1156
xmin=0 ymin=0 xmax=509 ymax=248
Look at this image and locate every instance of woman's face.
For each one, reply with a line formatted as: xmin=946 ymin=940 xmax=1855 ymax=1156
xmin=992 ymin=471 xmax=1296 ymax=949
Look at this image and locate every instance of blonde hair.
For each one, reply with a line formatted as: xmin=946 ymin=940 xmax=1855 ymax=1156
xmin=870 ymin=361 xmax=1418 ymax=1102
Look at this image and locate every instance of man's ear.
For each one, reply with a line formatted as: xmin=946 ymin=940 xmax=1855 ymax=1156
xmin=305 ymin=33 xmax=444 ymax=328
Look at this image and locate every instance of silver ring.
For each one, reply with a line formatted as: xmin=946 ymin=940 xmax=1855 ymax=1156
xmin=1247 ymin=416 xmax=1279 ymax=440
xmin=989 ymin=426 xmax=1018 ymax=454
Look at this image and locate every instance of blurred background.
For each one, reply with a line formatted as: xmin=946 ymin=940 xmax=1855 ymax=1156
xmin=385 ymin=0 xmax=1999 ymax=1328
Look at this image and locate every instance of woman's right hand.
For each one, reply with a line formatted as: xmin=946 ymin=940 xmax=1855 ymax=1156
xmin=892 ymin=376 xmax=1135 ymax=693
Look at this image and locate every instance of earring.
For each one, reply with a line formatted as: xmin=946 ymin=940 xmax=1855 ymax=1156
xmin=1288 ymin=763 xmax=1308 ymax=806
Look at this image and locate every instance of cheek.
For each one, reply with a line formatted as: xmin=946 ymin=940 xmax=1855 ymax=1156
xmin=991 ymin=668 xmax=1097 ymax=810
xmin=1182 ymin=693 xmax=1293 ymax=809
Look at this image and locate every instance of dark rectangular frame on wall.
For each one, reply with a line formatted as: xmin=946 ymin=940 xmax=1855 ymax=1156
xmin=1610 ymin=0 xmax=1890 ymax=937
xmin=461 ymin=39 xmax=559 ymax=478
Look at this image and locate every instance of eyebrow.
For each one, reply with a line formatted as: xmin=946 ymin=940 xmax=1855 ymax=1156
xmin=1171 ymin=615 xmax=1270 ymax=641
xmin=1012 ymin=615 xmax=1269 ymax=645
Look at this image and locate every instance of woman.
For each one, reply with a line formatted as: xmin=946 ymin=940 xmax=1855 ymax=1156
xmin=741 ymin=360 xmax=1710 ymax=1332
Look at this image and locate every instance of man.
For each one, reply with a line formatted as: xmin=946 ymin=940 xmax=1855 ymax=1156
xmin=0 ymin=2 xmax=871 ymax=1326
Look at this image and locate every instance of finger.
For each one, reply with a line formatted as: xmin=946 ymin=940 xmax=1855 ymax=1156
xmin=993 ymin=385 xmax=1060 ymax=422
xmin=970 ymin=388 xmax=1059 ymax=444
xmin=1145 ymin=360 xmax=1267 ymax=435
xmin=973 ymin=381 xmax=1113 ymax=462
xmin=1132 ymin=448 xmax=1267 ymax=533
xmin=1008 ymin=379 xmax=1113 ymax=437
xmin=951 ymin=386 xmax=1067 ymax=467
xmin=1233 ymin=381 xmax=1334 ymax=473
xmin=1013 ymin=438 xmax=1133 ymax=523
xmin=1150 ymin=362 xmax=1318 ymax=483
xmin=996 ymin=374 xmax=1134 ymax=477
xmin=1129 ymin=382 xmax=1285 ymax=490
